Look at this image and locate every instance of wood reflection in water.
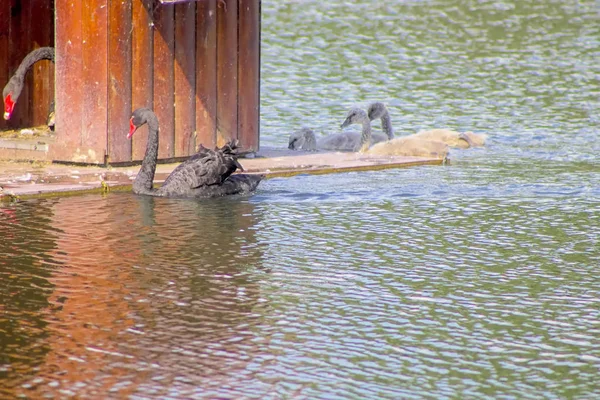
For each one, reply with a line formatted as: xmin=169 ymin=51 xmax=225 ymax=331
xmin=11 ymin=195 xmax=270 ymax=398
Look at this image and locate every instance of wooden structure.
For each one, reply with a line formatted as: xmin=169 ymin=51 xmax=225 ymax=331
xmin=0 ymin=0 xmax=260 ymax=164
xmin=0 ymin=0 xmax=55 ymax=131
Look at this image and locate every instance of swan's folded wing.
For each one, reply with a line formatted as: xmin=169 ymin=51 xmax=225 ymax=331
xmin=160 ymin=148 xmax=240 ymax=194
xmin=188 ymin=174 xmax=264 ymax=198
xmin=318 ymin=132 xmax=361 ymax=152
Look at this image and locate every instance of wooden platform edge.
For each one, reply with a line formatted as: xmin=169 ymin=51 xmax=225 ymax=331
xmin=0 ymin=152 xmax=445 ymax=201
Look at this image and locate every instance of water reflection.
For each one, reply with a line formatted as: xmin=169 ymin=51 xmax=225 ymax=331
xmin=1 ymin=195 xmax=268 ymax=398
xmin=1 ymin=0 xmax=599 ymax=398
xmin=0 ymin=201 xmax=57 ymax=394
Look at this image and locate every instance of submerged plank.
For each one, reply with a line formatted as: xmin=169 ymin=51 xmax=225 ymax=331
xmin=0 ymin=149 xmax=444 ymax=199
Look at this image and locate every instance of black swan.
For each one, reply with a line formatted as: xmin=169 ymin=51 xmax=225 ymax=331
xmin=340 ymin=107 xmax=449 ymax=158
xmin=367 ymin=102 xmax=486 ymax=148
xmin=128 ymin=108 xmax=264 ymax=198
xmin=2 ymin=47 xmax=55 ymax=128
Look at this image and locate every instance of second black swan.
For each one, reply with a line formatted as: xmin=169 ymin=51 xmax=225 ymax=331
xmin=128 ymin=108 xmax=264 ymax=198
xmin=2 ymin=47 xmax=55 ymax=128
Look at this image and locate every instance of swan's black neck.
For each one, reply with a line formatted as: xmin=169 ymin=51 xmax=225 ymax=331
xmin=15 ymin=47 xmax=55 ymax=78
xmin=133 ymin=109 xmax=160 ymax=195
xmin=4 ymin=47 xmax=55 ymax=100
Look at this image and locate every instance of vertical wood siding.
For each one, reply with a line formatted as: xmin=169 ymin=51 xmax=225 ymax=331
xmin=238 ymin=0 xmax=260 ymax=152
xmin=107 ymin=0 xmax=133 ymax=163
xmin=195 ymin=0 xmax=217 ymax=150
xmin=153 ymin=4 xmax=175 ymax=160
xmin=52 ymin=0 xmax=85 ymax=161
xmin=0 ymin=0 xmax=55 ymax=131
xmin=216 ymin=0 xmax=238 ymax=147
xmin=174 ymin=2 xmax=196 ymax=157
xmin=30 ymin=0 xmax=55 ymax=128
xmin=1 ymin=0 xmax=261 ymax=163
xmin=131 ymin=0 xmax=154 ymax=161
xmin=81 ymin=0 xmax=108 ymax=161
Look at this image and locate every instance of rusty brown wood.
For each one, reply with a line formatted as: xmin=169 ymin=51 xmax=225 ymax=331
xmin=174 ymin=2 xmax=196 ymax=157
xmin=29 ymin=0 xmax=55 ymax=127
xmin=237 ymin=0 xmax=260 ymax=152
xmin=81 ymin=0 xmax=108 ymax=164
xmin=0 ymin=2 xmax=10 ymax=131
xmin=216 ymin=0 xmax=238 ymax=146
xmin=131 ymin=0 xmax=154 ymax=161
xmin=107 ymin=0 xmax=133 ymax=163
xmin=8 ymin=0 xmax=31 ymax=128
xmin=52 ymin=0 xmax=83 ymax=161
xmin=153 ymin=3 xmax=175 ymax=159
xmin=195 ymin=0 xmax=217 ymax=150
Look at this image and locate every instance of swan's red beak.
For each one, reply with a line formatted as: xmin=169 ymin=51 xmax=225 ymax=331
xmin=4 ymin=93 xmax=15 ymax=120
xmin=127 ymin=117 xmax=137 ymax=139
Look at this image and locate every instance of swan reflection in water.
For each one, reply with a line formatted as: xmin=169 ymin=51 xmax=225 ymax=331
xmin=1 ymin=194 xmax=270 ymax=398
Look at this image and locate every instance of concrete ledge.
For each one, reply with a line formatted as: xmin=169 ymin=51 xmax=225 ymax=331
xmin=0 ymin=147 xmax=444 ymax=200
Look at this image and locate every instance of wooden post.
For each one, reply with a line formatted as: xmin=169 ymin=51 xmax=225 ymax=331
xmin=195 ymin=0 xmax=217 ymax=150
xmin=153 ymin=4 xmax=175 ymax=159
xmin=0 ymin=3 xmax=10 ymax=132
xmin=174 ymin=2 xmax=196 ymax=157
xmin=131 ymin=0 xmax=154 ymax=161
xmin=81 ymin=0 xmax=108 ymax=162
xmin=30 ymin=0 xmax=55 ymax=127
xmin=8 ymin=0 xmax=32 ymax=128
xmin=107 ymin=0 xmax=132 ymax=163
xmin=238 ymin=0 xmax=260 ymax=152
xmin=216 ymin=0 xmax=238 ymax=146
xmin=52 ymin=0 xmax=84 ymax=161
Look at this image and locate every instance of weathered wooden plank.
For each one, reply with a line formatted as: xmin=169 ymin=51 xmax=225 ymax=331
xmin=158 ymin=0 xmax=196 ymax=4
xmin=0 ymin=2 xmax=10 ymax=131
xmin=237 ymin=0 xmax=260 ymax=152
xmin=8 ymin=0 xmax=31 ymax=127
xmin=52 ymin=0 xmax=84 ymax=161
xmin=30 ymin=0 xmax=55 ymax=128
xmin=174 ymin=2 xmax=196 ymax=157
xmin=153 ymin=3 xmax=175 ymax=159
xmin=107 ymin=0 xmax=133 ymax=163
xmin=195 ymin=0 xmax=217 ymax=150
xmin=131 ymin=0 xmax=154 ymax=161
xmin=216 ymin=0 xmax=238 ymax=146
xmin=81 ymin=0 xmax=108 ymax=163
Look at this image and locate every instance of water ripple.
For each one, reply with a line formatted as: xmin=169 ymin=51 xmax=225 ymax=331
xmin=1 ymin=0 xmax=599 ymax=398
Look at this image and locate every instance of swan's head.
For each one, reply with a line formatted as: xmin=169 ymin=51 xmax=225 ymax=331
xmin=340 ymin=108 xmax=369 ymax=129
xmin=367 ymin=102 xmax=388 ymax=121
xmin=2 ymin=78 xmax=21 ymax=120
xmin=288 ymin=127 xmax=313 ymax=150
xmin=128 ymin=108 xmax=151 ymax=139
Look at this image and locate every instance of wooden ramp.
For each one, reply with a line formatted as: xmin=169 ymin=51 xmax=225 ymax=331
xmin=0 ymin=146 xmax=444 ymax=200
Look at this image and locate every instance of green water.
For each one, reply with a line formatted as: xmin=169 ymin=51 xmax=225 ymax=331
xmin=1 ymin=1 xmax=599 ymax=398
